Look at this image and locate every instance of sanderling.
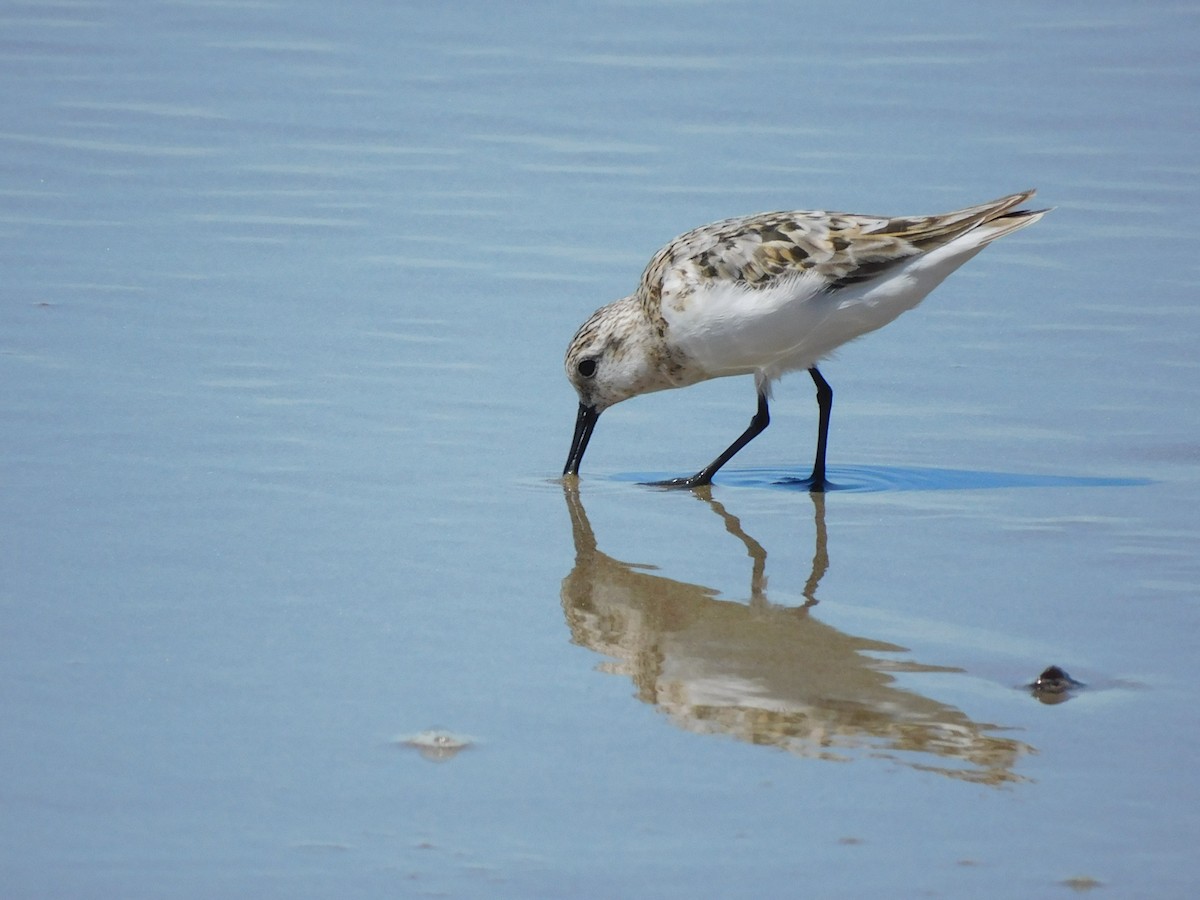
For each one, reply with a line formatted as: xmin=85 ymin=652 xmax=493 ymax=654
xmin=563 ymin=190 xmax=1048 ymax=490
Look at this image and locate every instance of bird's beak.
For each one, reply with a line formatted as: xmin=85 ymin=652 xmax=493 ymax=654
xmin=563 ymin=403 xmax=600 ymax=477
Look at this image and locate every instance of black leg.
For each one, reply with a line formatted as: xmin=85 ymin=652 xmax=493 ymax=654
xmin=806 ymin=366 xmax=832 ymax=491
xmin=646 ymin=390 xmax=770 ymax=489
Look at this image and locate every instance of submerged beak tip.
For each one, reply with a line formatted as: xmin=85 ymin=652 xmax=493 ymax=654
xmin=563 ymin=402 xmax=600 ymax=478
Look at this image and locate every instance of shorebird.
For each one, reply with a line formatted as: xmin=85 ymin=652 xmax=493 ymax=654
xmin=563 ymin=190 xmax=1047 ymax=490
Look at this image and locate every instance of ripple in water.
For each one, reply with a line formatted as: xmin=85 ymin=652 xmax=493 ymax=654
xmin=620 ymin=465 xmax=1152 ymax=493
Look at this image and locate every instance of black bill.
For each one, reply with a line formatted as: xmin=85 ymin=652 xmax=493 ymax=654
xmin=563 ymin=402 xmax=599 ymax=477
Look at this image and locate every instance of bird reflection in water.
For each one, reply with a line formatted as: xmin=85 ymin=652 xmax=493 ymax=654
xmin=560 ymin=486 xmax=1033 ymax=786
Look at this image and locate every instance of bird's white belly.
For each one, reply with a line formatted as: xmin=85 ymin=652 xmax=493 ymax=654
xmin=663 ymin=276 xmax=901 ymax=380
xmin=663 ymin=243 xmax=985 ymax=382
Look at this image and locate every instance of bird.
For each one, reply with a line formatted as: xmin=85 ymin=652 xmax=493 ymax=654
xmin=563 ymin=190 xmax=1048 ymax=490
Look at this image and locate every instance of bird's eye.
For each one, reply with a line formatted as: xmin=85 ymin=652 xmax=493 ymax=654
xmin=577 ymin=358 xmax=597 ymax=378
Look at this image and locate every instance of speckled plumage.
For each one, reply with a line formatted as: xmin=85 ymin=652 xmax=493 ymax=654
xmin=563 ymin=190 xmax=1048 ymax=489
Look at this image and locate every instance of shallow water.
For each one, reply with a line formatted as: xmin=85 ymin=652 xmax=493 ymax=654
xmin=3 ymin=1 xmax=1200 ymax=897
xmin=625 ymin=464 xmax=1153 ymax=492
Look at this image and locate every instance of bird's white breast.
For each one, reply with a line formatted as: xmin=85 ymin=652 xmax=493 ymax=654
xmin=661 ymin=236 xmax=990 ymax=383
xmin=661 ymin=271 xmax=834 ymax=379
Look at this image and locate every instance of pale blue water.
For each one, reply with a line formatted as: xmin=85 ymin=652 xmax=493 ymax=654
xmin=628 ymin=465 xmax=1153 ymax=491
xmin=3 ymin=1 xmax=1199 ymax=897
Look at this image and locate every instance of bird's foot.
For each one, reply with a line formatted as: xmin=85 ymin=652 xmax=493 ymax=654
xmin=779 ymin=472 xmax=828 ymax=493
xmin=641 ymin=474 xmax=712 ymax=490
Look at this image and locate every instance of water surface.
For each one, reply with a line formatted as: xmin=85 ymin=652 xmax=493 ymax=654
xmin=3 ymin=1 xmax=1199 ymax=897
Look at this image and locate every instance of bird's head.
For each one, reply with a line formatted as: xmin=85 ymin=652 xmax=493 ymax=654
xmin=562 ymin=296 xmax=671 ymax=477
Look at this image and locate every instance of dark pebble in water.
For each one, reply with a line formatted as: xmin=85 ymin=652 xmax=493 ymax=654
xmin=1030 ymin=665 xmax=1084 ymax=702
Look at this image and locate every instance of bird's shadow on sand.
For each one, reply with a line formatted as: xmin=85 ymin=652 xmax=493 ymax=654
xmin=619 ymin=465 xmax=1152 ymax=493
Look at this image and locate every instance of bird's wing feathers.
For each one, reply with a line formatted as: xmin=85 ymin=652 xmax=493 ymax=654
xmin=638 ymin=190 xmax=1042 ymax=306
